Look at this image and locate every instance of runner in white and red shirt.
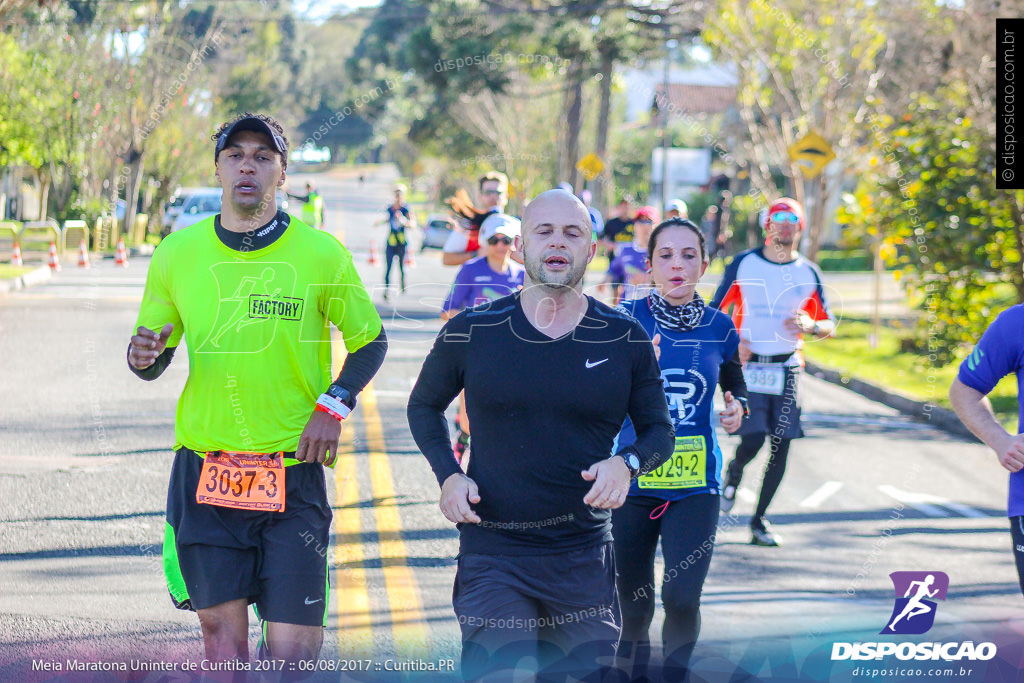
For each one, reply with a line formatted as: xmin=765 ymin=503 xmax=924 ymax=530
xmin=710 ymin=197 xmax=835 ymax=546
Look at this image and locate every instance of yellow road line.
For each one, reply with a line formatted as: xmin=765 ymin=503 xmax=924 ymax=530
xmin=332 ymin=341 xmax=374 ymax=654
xmin=360 ymin=383 xmax=432 ymax=658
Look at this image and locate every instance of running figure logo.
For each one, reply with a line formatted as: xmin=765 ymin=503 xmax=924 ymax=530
xmin=880 ymin=571 xmax=949 ymax=635
xmin=198 ymin=262 xmax=301 ymax=353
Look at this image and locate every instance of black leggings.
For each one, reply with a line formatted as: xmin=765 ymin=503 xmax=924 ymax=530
xmin=613 ymin=493 xmax=719 ymax=682
xmin=384 ymin=244 xmax=406 ymax=289
xmin=728 ymin=433 xmax=792 ymax=524
xmin=1010 ymin=516 xmax=1024 ymax=597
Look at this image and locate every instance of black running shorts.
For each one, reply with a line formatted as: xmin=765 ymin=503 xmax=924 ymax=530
xmin=163 ymin=448 xmax=331 ymax=626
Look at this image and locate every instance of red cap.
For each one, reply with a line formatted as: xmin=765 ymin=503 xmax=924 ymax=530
xmin=768 ymin=197 xmax=804 ymax=228
xmin=634 ymin=206 xmax=660 ymax=223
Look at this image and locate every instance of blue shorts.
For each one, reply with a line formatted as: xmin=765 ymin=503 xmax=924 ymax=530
xmin=163 ymin=448 xmax=331 ymax=626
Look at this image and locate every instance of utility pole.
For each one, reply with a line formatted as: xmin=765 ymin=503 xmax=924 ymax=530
xmin=659 ymin=39 xmax=673 ymax=211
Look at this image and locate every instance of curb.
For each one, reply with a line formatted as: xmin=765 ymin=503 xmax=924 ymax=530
xmin=804 ymin=359 xmax=978 ymax=441
xmin=0 ymin=265 xmax=51 ymax=296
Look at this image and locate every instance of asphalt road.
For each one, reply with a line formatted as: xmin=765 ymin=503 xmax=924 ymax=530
xmin=1 ymin=168 xmax=1021 ymax=682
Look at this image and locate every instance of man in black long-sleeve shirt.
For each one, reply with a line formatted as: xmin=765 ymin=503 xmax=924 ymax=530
xmin=408 ymin=189 xmax=674 ymax=680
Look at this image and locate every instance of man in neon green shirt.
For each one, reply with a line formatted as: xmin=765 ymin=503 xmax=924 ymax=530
xmin=128 ymin=113 xmax=385 ymax=669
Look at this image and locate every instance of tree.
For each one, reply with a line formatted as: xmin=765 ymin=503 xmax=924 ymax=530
xmin=839 ymin=4 xmax=1013 ymax=366
xmin=0 ymin=0 xmax=56 ymax=18
xmin=703 ymin=0 xmax=892 ymax=259
xmin=346 ymin=0 xmax=696 ymax=205
xmin=579 ymin=3 xmax=700 ymax=207
xmin=9 ymin=1 xmax=228 ymax=235
xmin=477 ymin=1 xmax=697 ymax=204
xmin=144 ymin=95 xmax=219 ymax=225
xmin=294 ymin=7 xmax=374 ymax=157
xmin=0 ymin=1 xmax=226 ymax=232
xmin=0 ymin=38 xmax=46 ymax=218
xmin=0 ymin=23 xmax=103 ymax=220
xmin=215 ymin=12 xmax=319 ymax=133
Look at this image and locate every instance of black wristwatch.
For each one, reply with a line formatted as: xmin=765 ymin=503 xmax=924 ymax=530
xmin=736 ymin=396 xmax=750 ymax=419
xmin=326 ymin=384 xmax=356 ymax=410
xmin=615 ymin=450 xmax=642 ymax=479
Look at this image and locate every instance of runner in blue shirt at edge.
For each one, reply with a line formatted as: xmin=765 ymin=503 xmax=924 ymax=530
xmin=612 ymin=217 xmax=748 ymax=682
xmin=950 ymin=303 xmax=1024 ymax=597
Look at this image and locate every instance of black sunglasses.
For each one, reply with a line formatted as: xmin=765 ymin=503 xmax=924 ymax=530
xmin=487 ymin=235 xmax=513 ymax=246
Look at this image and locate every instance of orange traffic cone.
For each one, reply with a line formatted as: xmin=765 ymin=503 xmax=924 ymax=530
xmin=404 ymin=248 xmax=416 ymax=268
xmin=77 ymin=239 xmax=90 ymax=268
xmin=114 ymin=236 xmax=129 ymax=267
xmin=11 ymin=242 xmax=23 ymax=267
xmin=48 ymin=240 xmax=61 ymax=272
xmin=368 ymin=238 xmax=379 ymax=266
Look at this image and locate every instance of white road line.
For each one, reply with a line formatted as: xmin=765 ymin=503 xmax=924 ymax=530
xmin=800 ymin=481 xmax=844 ymax=508
xmin=939 ymin=501 xmax=990 ymax=519
xmin=877 ymin=485 xmax=989 ymax=518
xmin=737 ymin=488 xmax=757 ymax=503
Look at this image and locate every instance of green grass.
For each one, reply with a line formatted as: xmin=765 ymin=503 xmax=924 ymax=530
xmin=803 ymin=318 xmax=1019 ymax=429
xmin=816 ymin=249 xmax=873 ymax=271
xmin=0 ymin=264 xmax=34 ymax=279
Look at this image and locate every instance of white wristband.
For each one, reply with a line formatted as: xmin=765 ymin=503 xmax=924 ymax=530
xmin=316 ymin=393 xmax=352 ymax=420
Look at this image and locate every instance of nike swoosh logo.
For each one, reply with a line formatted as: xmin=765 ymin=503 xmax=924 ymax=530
xmin=304 ymin=597 xmax=323 ymax=605
xmin=585 ymin=359 xmax=609 ymax=369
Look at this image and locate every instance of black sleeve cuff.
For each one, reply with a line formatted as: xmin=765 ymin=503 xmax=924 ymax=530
xmin=718 ymin=349 xmax=748 ymax=400
xmin=332 ymin=328 xmax=388 ymax=400
xmin=127 ymin=343 xmax=176 ymax=381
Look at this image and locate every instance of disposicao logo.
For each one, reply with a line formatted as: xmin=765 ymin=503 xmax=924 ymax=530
xmin=831 ymin=571 xmax=997 ymax=663
xmin=881 ymin=571 xmax=948 ymax=635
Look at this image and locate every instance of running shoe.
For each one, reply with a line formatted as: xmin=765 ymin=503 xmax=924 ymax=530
xmin=720 ymin=485 xmax=737 ymax=512
xmin=750 ymin=519 xmax=782 ymax=547
xmin=720 ymin=462 xmax=741 ymax=512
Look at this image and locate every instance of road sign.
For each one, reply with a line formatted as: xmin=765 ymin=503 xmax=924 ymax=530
xmin=576 ymin=153 xmax=605 ymax=181
xmin=788 ymin=131 xmax=836 ymax=179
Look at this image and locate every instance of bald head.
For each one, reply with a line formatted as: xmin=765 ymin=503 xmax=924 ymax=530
xmin=517 ymin=189 xmax=595 ymax=291
xmin=521 ymin=189 xmax=592 ymax=244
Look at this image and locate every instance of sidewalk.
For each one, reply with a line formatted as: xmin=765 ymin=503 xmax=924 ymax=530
xmin=0 ymin=264 xmax=50 ymax=295
xmin=0 ymin=242 xmax=153 ymax=297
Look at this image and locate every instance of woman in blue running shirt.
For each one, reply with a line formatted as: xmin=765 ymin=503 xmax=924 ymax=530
xmin=613 ymin=218 xmax=748 ymax=682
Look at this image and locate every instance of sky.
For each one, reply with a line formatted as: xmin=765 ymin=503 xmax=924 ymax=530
xmin=293 ymin=0 xmax=381 ymax=21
